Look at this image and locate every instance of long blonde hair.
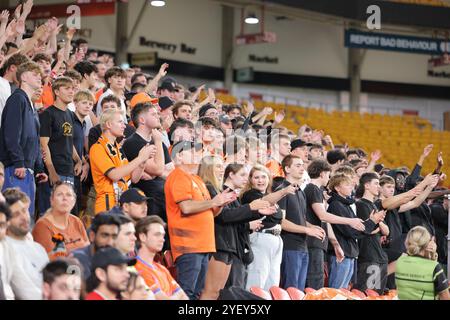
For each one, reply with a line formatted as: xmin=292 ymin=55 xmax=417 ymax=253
xmin=240 ymin=165 xmax=272 ymax=198
xmin=405 ymin=226 xmax=435 ymax=259
xmin=198 ymin=155 xmax=224 ymax=193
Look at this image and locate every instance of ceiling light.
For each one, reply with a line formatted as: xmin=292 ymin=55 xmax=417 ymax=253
xmin=150 ymin=0 xmax=166 ymax=7
xmin=245 ymin=13 xmax=259 ymax=24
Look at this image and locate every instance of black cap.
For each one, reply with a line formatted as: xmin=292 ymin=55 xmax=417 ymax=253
xmin=158 ymin=96 xmax=174 ymax=110
xmin=119 ymin=188 xmax=149 ymax=205
xmin=199 ymin=103 xmax=217 ymax=118
xmin=91 ymin=247 xmax=136 ymax=271
xmin=159 ymin=80 xmax=176 ymax=92
xmin=291 ymin=139 xmax=312 ymax=150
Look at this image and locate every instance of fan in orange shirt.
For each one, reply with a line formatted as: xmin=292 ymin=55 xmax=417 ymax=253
xmin=266 ymin=133 xmax=291 ymax=178
xmin=134 ymin=216 xmax=188 ymax=300
xmin=89 ymin=109 xmax=154 ymax=213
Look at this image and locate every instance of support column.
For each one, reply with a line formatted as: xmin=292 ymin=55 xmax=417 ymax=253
xmin=222 ymin=6 xmax=235 ymax=91
xmin=115 ymin=0 xmax=129 ymax=66
xmin=348 ymin=47 xmax=365 ymax=112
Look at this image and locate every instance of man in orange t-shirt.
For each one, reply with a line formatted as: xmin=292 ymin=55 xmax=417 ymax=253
xmin=89 ymin=109 xmax=153 ymax=213
xmin=134 ymin=216 xmax=188 ymax=300
xmin=266 ymin=133 xmax=291 ymax=178
xmin=164 ymin=140 xmax=236 ymax=300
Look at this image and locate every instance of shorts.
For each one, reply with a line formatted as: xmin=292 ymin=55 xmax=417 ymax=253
xmin=213 ymin=251 xmax=234 ymax=265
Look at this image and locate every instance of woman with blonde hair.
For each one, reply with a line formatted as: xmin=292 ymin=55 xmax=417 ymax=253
xmin=240 ymin=165 xmax=297 ymax=291
xmin=395 ymin=226 xmax=449 ymax=300
xmin=198 ymin=157 xmax=277 ymax=299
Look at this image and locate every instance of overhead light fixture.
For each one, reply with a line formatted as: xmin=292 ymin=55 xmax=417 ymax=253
xmin=150 ymin=0 xmax=166 ymax=7
xmin=245 ymin=13 xmax=259 ymax=24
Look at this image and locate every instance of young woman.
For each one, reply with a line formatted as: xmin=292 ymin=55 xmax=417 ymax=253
xmin=240 ymin=165 xmax=297 ymax=291
xmin=395 ymin=226 xmax=449 ymax=300
xmin=198 ymin=157 xmax=276 ymax=300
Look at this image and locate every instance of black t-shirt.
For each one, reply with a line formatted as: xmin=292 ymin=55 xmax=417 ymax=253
xmin=356 ymin=198 xmax=388 ymax=264
xmin=375 ymin=199 xmax=404 ymax=261
xmin=304 ymin=183 xmax=328 ymax=251
xmin=430 ymin=203 xmax=448 ymax=265
xmin=122 ymin=132 xmax=171 ymax=217
xmin=241 ymin=189 xmax=282 ymax=229
xmin=411 ymin=203 xmax=435 ymax=237
xmin=277 ymin=180 xmax=308 ymax=251
xmin=39 ymin=106 xmax=74 ymax=176
xmin=72 ymin=112 xmax=85 ymax=161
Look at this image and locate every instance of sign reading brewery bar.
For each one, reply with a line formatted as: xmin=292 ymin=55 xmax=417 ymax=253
xmin=139 ymin=37 xmax=197 ymax=55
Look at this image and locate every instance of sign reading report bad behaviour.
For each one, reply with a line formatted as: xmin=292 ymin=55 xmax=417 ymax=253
xmin=345 ymin=29 xmax=450 ymax=55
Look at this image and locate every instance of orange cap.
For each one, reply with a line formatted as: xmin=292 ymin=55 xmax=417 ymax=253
xmin=130 ymin=92 xmax=158 ymax=109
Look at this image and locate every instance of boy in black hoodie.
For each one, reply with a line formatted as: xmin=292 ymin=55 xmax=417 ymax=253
xmin=327 ymin=173 xmax=385 ymax=289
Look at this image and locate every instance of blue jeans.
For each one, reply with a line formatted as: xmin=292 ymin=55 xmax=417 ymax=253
xmin=38 ymin=175 xmax=74 ymax=216
xmin=280 ymin=250 xmax=309 ymax=291
xmin=328 ymin=256 xmax=355 ymax=289
xmin=2 ymin=166 xmax=36 ymax=224
xmin=175 ymin=253 xmax=209 ymax=300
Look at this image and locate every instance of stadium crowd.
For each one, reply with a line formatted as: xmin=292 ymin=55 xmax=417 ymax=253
xmin=0 ymin=0 xmax=449 ymax=300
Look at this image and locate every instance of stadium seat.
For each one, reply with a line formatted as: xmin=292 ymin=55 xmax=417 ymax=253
xmin=249 ymin=287 xmax=272 ymax=300
xmin=286 ymin=287 xmax=305 ymax=300
xmin=351 ymin=289 xmax=366 ymax=299
xmin=269 ymin=286 xmax=291 ymax=300
xmin=365 ymin=289 xmax=380 ymax=297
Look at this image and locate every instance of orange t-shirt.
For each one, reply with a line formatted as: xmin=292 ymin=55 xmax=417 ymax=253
xmin=35 ymin=83 xmax=54 ymax=109
xmin=32 ymin=213 xmax=89 ymax=256
xmin=164 ymin=167 xmax=215 ymax=262
xmin=134 ymin=257 xmax=182 ymax=297
xmin=89 ymin=134 xmax=130 ymax=213
xmin=266 ymin=159 xmax=285 ymax=178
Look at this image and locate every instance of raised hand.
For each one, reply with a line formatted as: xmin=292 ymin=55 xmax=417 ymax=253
xmin=422 ymin=144 xmax=433 ymax=158
xmin=274 ymin=110 xmax=286 ymax=124
xmin=371 ymin=149 xmax=382 ymax=162
xmin=22 ymin=0 xmax=33 ymax=17
xmin=15 ymin=18 xmax=25 ymax=35
xmin=437 ymin=151 xmax=443 ymax=166
xmin=5 ymin=19 xmax=17 ymax=38
xmin=0 ymin=10 xmax=10 ymax=25
xmin=14 ymin=4 xmax=22 ymax=20
xmin=158 ymin=63 xmax=169 ymax=77
xmin=262 ymin=107 xmax=273 ymax=116
xmin=66 ymin=27 xmax=76 ymax=41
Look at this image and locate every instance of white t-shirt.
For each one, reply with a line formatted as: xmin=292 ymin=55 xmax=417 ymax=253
xmin=0 ymin=239 xmax=42 ymax=300
xmin=95 ymin=88 xmax=127 ymax=122
xmin=0 ymin=77 xmax=12 ymax=126
xmin=5 ymin=236 xmax=49 ymax=292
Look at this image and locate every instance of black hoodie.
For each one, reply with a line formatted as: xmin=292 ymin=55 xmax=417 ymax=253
xmin=327 ymin=192 xmax=377 ymax=259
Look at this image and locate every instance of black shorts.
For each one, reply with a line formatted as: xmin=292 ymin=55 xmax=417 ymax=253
xmin=213 ymin=251 xmax=234 ymax=265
